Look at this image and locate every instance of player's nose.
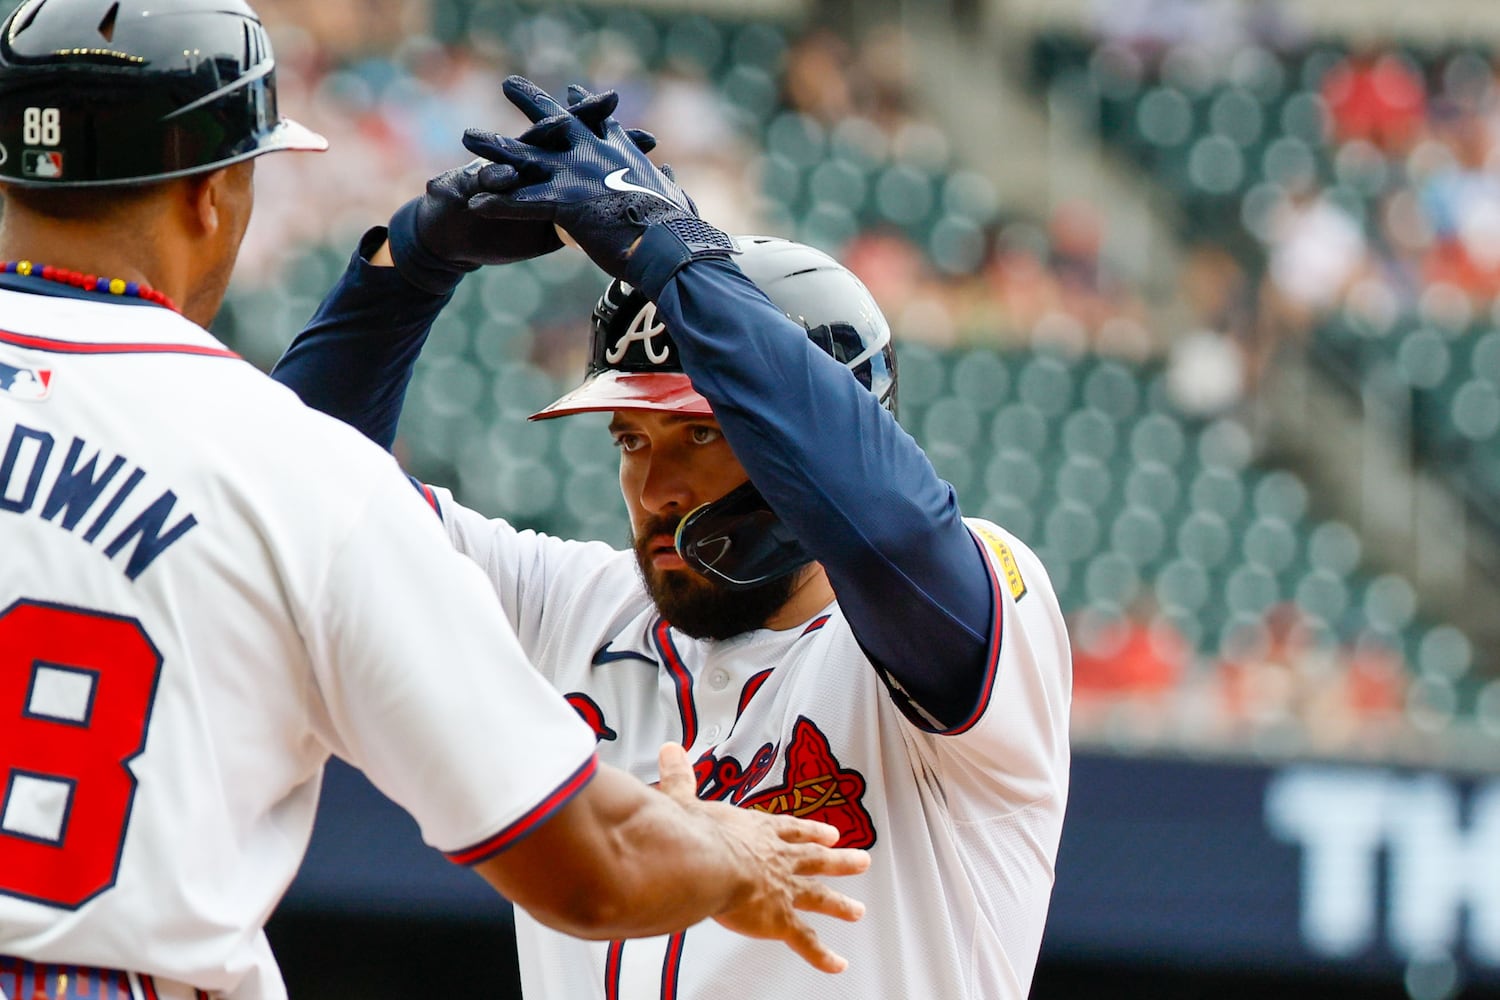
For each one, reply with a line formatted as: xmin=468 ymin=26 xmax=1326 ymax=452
xmin=637 ymin=454 xmax=696 ymax=514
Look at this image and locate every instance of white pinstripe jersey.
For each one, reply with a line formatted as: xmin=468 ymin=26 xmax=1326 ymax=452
xmin=433 ymin=486 xmax=1072 ymax=1000
xmin=0 ymin=288 xmax=596 ymax=1000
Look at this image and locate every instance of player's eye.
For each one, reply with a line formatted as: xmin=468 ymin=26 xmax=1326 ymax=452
xmin=612 ymin=432 xmax=645 ymax=453
xmin=688 ymin=425 xmax=722 ymax=446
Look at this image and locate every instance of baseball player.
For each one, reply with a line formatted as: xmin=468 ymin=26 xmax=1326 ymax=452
xmin=274 ymin=77 xmax=1072 ymax=999
xmin=0 ymin=11 xmax=871 ymax=1000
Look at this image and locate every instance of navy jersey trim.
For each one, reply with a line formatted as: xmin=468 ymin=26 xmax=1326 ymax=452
xmin=0 ymin=328 xmax=238 ymax=359
xmin=931 ymin=528 xmax=1007 ymax=736
xmin=444 ymin=753 xmax=599 ymax=866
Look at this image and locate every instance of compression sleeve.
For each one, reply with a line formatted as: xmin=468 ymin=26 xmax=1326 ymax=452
xmin=629 ymin=235 xmax=996 ymax=730
xmin=271 ymin=227 xmax=450 ymax=450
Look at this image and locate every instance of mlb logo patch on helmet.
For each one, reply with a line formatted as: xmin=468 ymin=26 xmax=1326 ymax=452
xmin=22 ymin=149 xmax=62 ymax=179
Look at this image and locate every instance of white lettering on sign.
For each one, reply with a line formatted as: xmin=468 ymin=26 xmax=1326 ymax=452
xmin=1266 ymin=768 xmax=1500 ymax=965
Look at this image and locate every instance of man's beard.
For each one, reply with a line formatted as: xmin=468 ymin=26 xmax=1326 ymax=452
xmin=632 ymin=515 xmax=797 ymax=640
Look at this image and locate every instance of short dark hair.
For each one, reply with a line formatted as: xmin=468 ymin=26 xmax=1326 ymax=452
xmin=0 ymin=180 xmax=168 ymax=222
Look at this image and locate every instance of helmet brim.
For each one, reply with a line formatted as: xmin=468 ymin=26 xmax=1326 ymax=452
xmin=258 ymin=116 xmax=330 ymax=154
xmin=529 ymin=371 xmax=713 ymax=421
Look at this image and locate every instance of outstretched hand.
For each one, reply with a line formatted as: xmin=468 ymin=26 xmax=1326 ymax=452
xmin=461 ymin=76 xmax=734 ymax=280
xmin=656 ymin=743 xmax=870 ymax=974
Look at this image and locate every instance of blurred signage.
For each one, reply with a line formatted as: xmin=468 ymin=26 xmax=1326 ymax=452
xmin=1047 ymin=755 xmax=1500 ymax=982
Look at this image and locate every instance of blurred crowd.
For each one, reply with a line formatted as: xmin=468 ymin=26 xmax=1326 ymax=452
xmin=233 ymin=0 xmax=1498 ymax=763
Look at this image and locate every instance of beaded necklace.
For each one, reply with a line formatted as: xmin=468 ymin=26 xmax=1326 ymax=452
xmin=0 ymin=259 xmax=180 ymax=313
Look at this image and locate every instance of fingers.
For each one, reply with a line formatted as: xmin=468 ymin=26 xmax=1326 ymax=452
xmin=569 ymin=89 xmax=621 ymax=137
xmin=766 ymin=813 xmax=841 ymax=846
xmin=501 ymin=74 xmax=569 ymax=123
xmin=793 ymin=845 xmax=872 ymax=879
xmin=656 ymin=742 xmax=695 ymax=801
xmin=780 ymin=918 xmax=851 ymax=975
xmin=625 ymin=127 xmax=658 ymax=154
xmin=466 ymin=191 xmax=555 ymax=221
xmin=515 ymin=112 xmax=575 ymax=151
xmin=794 ymin=879 xmax=867 ymax=923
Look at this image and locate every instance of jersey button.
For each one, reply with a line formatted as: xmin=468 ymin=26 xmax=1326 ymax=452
xmin=705 ymin=723 xmax=722 ymax=742
xmin=708 ymin=669 xmax=730 ymax=690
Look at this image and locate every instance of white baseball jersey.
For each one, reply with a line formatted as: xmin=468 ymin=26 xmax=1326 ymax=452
xmin=432 ymin=487 xmax=1072 ymax=1000
xmin=0 ymin=287 xmax=596 ymax=1000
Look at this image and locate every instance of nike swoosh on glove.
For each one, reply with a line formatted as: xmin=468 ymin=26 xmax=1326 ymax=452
xmin=462 ymin=75 xmax=736 ymax=281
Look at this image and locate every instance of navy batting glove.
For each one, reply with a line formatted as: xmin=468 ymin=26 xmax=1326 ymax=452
xmin=462 ymin=75 xmax=736 ymax=281
xmin=386 ymin=158 xmax=563 ymax=296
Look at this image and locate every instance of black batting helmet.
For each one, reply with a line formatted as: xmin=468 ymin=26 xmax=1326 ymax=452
xmin=531 ymin=234 xmax=898 ymax=420
xmin=0 ymin=0 xmax=326 ymax=187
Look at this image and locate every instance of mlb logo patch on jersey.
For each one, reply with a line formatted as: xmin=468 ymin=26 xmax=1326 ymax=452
xmin=23 ymin=149 xmax=63 ymax=179
xmin=0 ymin=357 xmax=52 ymax=400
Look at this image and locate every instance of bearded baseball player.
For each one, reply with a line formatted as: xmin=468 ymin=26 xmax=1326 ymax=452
xmin=274 ymin=76 xmax=1072 ymax=999
xmin=0 ymin=11 xmax=872 ymax=999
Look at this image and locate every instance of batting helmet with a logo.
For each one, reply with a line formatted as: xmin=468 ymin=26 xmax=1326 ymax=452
xmin=530 ymin=235 xmax=897 ymax=420
xmin=0 ymin=0 xmax=326 ymax=187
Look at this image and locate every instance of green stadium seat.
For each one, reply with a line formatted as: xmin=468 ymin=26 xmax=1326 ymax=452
xmin=807 ymin=158 xmax=870 ymax=212
xmin=1017 ymin=354 xmax=1076 ymax=419
xmin=1189 ymin=467 xmax=1246 ymax=521
xmin=1062 ymin=408 xmax=1118 ymax=461
xmin=1225 ymin=563 xmax=1280 ymax=617
xmin=1209 ymin=88 xmax=1265 ymax=148
xmin=1252 ymin=470 xmax=1310 ymax=524
xmin=922 ymin=396 xmax=983 ymax=451
xmin=1155 ymin=556 xmax=1211 ymax=614
xmin=991 ymin=402 xmax=1050 ymax=454
xmin=1110 ymin=504 xmax=1169 ymax=567
xmin=1135 ymin=86 xmax=1193 ymax=148
xmin=1416 ymin=623 xmax=1473 ymax=682
xmin=1242 ymin=516 xmax=1299 ymax=574
xmin=1129 ymin=413 xmax=1187 ymax=466
xmin=1044 ymin=500 xmax=1102 ymax=563
xmin=950 ymin=349 xmax=1011 ymax=413
xmin=1123 ymin=460 xmax=1181 ymax=513
xmin=1176 ymin=510 xmax=1233 ymax=569
xmin=1292 ymin=567 xmax=1350 ymax=626
xmin=1056 ymin=454 xmax=1113 ymax=509
xmin=895 ymin=341 xmax=946 ymax=410
xmin=873 ymin=163 xmax=935 ymax=226
xmin=1082 ymin=360 xmax=1141 ymax=420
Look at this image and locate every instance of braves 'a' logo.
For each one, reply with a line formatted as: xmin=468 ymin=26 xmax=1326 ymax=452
xmin=721 ymin=717 xmax=876 ymax=850
xmin=605 ymin=301 xmax=671 ymax=366
xmin=565 ymin=692 xmax=617 ymax=742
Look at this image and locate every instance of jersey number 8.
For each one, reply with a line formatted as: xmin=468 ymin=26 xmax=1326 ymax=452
xmin=0 ymin=600 xmax=161 ymax=909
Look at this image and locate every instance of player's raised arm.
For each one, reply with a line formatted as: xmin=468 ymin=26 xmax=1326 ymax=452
xmin=461 ymin=77 xmax=1000 ymax=731
xmin=271 ymin=99 xmax=662 ymax=449
xmin=474 ymin=744 xmax=869 ymax=973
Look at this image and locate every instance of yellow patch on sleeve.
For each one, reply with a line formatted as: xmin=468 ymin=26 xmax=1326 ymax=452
xmin=973 ymin=525 xmax=1027 ymax=602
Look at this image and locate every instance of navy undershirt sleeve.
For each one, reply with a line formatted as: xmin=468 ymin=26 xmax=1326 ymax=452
xmin=270 ymin=227 xmax=450 ymax=451
xmin=631 ymin=240 xmax=997 ymax=730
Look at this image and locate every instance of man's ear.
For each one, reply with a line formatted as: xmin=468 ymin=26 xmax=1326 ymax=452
xmin=186 ymin=168 xmax=228 ymax=236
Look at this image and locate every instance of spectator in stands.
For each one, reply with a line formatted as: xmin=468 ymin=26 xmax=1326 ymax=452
xmin=1321 ymin=43 xmax=1427 ymax=156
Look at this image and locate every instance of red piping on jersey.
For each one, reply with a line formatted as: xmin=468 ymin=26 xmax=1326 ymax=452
xmin=936 ymin=528 xmax=1007 ymax=736
xmin=0 ymin=328 xmax=239 ymax=358
xmin=660 ymin=931 xmax=686 ymax=999
xmin=735 ymin=668 xmax=773 ymax=720
xmin=444 ymin=754 xmax=599 ymax=866
xmin=604 ymin=941 xmax=625 ymax=1000
xmin=653 ymin=619 xmax=697 ymax=748
xmin=800 ymin=614 xmax=831 ymax=635
xmin=141 ymin=974 xmax=161 ymax=1000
